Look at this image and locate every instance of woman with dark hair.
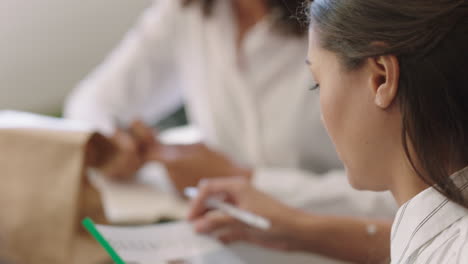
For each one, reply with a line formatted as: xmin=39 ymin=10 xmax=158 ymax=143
xmin=189 ymin=0 xmax=468 ymax=263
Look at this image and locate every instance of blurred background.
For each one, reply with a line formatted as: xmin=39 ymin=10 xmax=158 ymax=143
xmin=0 ymin=0 xmax=152 ymax=115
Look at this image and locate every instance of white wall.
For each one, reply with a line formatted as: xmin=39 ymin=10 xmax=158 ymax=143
xmin=0 ymin=0 xmax=152 ymax=114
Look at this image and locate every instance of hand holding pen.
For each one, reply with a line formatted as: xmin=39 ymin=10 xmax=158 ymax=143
xmin=187 ymin=177 xmax=308 ymax=250
xmin=185 ymin=186 xmax=271 ymax=230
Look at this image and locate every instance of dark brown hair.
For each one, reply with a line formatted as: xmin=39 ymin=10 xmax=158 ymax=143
xmin=310 ymin=0 xmax=468 ymax=207
xmin=183 ymin=0 xmax=309 ymax=36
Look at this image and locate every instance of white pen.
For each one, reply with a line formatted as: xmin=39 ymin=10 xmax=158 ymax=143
xmin=184 ymin=187 xmax=271 ymax=230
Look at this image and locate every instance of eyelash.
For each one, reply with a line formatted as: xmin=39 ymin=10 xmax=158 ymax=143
xmin=310 ymin=83 xmax=320 ymax=91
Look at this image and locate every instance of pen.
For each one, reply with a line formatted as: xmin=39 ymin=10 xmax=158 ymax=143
xmin=184 ymin=187 xmax=271 ymax=230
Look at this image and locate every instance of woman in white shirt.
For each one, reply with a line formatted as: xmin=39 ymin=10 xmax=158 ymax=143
xmin=188 ymin=0 xmax=468 ymax=263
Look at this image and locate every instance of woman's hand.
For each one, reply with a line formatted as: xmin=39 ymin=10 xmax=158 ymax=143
xmin=95 ymin=119 xmax=252 ymax=188
xmin=98 ymin=120 xmax=157 ymax=181
xmin=147 ymin=143 xmax=253 ymax=193
xmin=187 ymin=177 xmax=308 ymax=251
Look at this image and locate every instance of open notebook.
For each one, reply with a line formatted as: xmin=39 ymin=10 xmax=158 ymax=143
xmin=83 ymin=218 xmax=246 ymax=264
xmin=88 ymin=165 xmax=189 ymax=224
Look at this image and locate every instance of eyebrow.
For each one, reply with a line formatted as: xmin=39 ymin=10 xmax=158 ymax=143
xmin=305 ymin=59 xmax=312 ymax=66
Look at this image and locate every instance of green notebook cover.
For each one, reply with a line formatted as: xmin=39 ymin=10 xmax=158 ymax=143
xmin=82 ymin=217 xmax=126 ymax=264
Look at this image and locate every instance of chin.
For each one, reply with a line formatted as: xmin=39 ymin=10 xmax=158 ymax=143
xmin=346 ymin=169 xmax=376 ymax=191
xmin=347 ymin=171 xmax=389 ymax=192
xmin=347 ymin=176 xmax=368 ymax=190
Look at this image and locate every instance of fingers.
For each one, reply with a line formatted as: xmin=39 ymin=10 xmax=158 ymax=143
xmin=193 ymin=211 xmax=283 ymax=247
xmin=187 ymin=177 xmax=249 ymax=220
xmin=193 ymin=211 xmax=239 ymax=233
xmin=99 ymin=120 xmax=159 ymax=180
xmin=193 ymin=211 xmax=247 ymax=244
xmin=130 ymin=120 xmax=157 ymax=144
xmin=192 ymin=210 xmax=291 ymax=249
xmin=217 ymin=229 xmax=248 ymax=244
xmin=112 ymin=129 xmax=138 ymax=153
xmin=129 ymin=120 xmax=160 ymax=155
xmin=101 ymin=130 xmax=143 ymax=180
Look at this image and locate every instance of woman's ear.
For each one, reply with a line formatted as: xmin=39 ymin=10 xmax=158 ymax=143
xmin=368 ymin=55 xmax=400 ymax=109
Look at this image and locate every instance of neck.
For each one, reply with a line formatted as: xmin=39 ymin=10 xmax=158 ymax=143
xmin=233 ymin=0 xmax=268 ymax=32
xmin=389 ymin=155 xmax=431 ymax=206
xmin=234 ymin=0 xmax=267 ymax=19
xmin=391 ymin=171 xmax=430 ymax=206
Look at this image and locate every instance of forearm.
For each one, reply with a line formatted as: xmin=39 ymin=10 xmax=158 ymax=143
xmin=283 ymin=210 xmax=391 ymax=263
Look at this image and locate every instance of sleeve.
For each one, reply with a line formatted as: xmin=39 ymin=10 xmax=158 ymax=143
xmin=64 ymin=0 xmax=185 ymax=135
xmin=252 ymin=167 xmax=398 ymax=219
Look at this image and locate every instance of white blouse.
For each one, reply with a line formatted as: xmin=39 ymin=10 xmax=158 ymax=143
xmin=64 ymin=0 xmax=396 ymax=218
xmin=391 ymin=168 xmax=468 ymax=263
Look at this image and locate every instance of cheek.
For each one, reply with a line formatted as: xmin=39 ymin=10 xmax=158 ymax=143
xmin=319 ymin=73 xmax=375 ymax=188
xmin=319 ymin=77 xmax=349 ymax=157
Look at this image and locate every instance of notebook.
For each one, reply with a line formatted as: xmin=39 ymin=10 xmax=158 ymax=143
xmin=83 ymin=218 xmax=246 ymax=264
xmin=88 ymin=165 xmax=188 ymax=224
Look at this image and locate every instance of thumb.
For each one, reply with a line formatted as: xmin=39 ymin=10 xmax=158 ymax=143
xmin=188 ymin=177 xmax=247 ymax=220
xmin=129 ymin=120 xmax=159 ymax=147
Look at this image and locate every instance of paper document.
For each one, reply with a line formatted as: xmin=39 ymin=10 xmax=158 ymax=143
xmin=91 ymin=220 xmax=246 ymax=264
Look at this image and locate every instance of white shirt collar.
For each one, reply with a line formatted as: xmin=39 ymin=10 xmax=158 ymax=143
xmin=391 ymin=167 xmax=468 ymax=263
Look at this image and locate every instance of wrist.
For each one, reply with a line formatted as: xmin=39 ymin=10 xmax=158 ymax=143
xmin=294 ymin=213 xmax=323 ymax=252
xmin=284 ymin=214 xmax=392 ymax=262
xmin=237 ymin=166 xmax=254 ymax=180
xmin=273 ymin=207 xmax=320 ymax=251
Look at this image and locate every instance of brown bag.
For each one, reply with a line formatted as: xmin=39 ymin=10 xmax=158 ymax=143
xmin=0 ymin=126 xmax=112 ymax=264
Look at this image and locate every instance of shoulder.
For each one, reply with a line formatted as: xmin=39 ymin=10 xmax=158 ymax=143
xmin=454 ymin=215 xmax=468 ymax=263
xmin=134 ymin=0 xmax=194 ymax=26
xmin=132 ymin=0 xmax=204 ymax=37
xmin=414 ymin=213 xmax=468 ymax=263
xmin=436 ymin=214 xmax=468 ymax=263
xmin=142 ymin=0 xmax=185 ymax=20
